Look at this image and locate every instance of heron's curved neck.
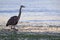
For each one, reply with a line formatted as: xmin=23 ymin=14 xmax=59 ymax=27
xmin=18 ymin=7 xmax=22 ymax=19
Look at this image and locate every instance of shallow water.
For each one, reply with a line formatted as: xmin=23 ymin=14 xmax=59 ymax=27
xmin=0 ymin=24 xmax=60 ymax=40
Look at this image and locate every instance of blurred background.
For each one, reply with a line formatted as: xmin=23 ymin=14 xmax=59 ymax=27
xmin=0 ymin=0 xmax=60 ymax=25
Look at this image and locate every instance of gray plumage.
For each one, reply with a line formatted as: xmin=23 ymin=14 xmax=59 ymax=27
xmin=6 ymin=5 xmax=25 ymax=29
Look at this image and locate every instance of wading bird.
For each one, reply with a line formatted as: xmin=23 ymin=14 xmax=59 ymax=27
xmin=6 ymin=5 xmax=25 ymax=29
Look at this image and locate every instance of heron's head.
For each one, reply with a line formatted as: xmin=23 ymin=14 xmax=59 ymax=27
xmin=21 ymin=5 xmax=25 ymax=8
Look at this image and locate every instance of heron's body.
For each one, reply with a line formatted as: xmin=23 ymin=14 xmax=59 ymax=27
xmin=6 ymin=16 xmax=18 ymax=26
xmin=6 ymin=5 xmax=25 ymax=29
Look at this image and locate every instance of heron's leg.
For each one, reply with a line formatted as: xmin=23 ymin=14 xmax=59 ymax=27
xmin=11 ymin=25 xmax=13 ymax=29
xmin=14 ymin=25 xmax=15 ymax=29
xmin=14 ymin=25 xmax=18 ymax=31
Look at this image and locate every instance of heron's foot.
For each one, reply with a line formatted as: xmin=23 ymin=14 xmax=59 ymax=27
xmin=14 ymin=28 xmax=18 ymax=31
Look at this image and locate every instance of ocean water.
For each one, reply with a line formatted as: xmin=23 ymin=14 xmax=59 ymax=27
xmin=0 ymin=12 xmax=60 ymax=25
xmin=0 ymin=0 xmax=60 ymax=24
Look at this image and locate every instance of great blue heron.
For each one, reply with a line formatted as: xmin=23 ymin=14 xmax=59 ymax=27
xmin=6 ymin=5 xmax=25 ymax=29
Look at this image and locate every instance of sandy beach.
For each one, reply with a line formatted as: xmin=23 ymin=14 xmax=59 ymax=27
xmin=0 ymin=22 xmax=60 ymax=33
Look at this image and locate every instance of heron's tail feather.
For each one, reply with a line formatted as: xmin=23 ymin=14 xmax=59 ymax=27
xmin=6 ymin=24 xmax=8 ymax=26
